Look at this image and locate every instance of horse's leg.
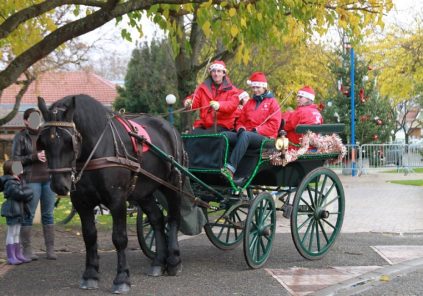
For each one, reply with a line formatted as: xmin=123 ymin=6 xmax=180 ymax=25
xmin=161 ymin=187 xmax=182 ymax=276
xmin=75 ymin=203 xmax=100 ymax=290
xmin=140 ymin=195 xmax=168 ymax=276
xmin=109 ymin=198 xmax=131 ymax=293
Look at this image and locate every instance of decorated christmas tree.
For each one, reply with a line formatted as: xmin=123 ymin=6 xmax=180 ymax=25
xmin=322 ymin=49 xmax=395 ymax=145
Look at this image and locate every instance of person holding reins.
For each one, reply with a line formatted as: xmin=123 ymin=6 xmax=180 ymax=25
xmin=184 ymin=60 xmax=240 ymax=134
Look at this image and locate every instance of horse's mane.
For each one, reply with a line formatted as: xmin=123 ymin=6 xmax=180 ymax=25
xmin=51 ymin=94 xmax=111 ymax=134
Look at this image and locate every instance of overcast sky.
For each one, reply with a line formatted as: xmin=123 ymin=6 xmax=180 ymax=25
xmin=82 ymin=0 xmax=422 ymax=71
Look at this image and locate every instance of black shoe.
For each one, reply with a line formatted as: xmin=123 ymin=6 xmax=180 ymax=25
xmin=221 ymin=167 xmax=234 ymax=181
xmin=233 ymin=177 xmax=247 ymax=187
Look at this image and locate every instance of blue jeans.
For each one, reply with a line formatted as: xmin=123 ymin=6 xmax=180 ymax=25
xmin=23 ymin=181 xmax=56 ymax=226
xmin=224 ymin=131 xmax=266 ymax=172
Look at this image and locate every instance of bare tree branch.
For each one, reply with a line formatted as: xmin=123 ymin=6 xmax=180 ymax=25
xmin=0 ymin=72 xmax=34 ymax=126
xmin=0 ymin=0 xmax=209 ymax=92
xmin=0 ymin=0 xmax=108 ymax=39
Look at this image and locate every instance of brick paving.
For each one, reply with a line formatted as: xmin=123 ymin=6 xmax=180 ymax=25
xmin=276 ymin=172 xmax=423 ymax=234
xmin=339 ymin=173 xmax=423 ymax=233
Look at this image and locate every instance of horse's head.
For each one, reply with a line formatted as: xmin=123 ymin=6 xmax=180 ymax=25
xmin=37 ymin=96 xmax=82 ymax=195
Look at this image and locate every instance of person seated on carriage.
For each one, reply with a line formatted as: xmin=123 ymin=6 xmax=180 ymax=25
xmin=183 ymin=60 xmax=240 ymax=134
xmin=281 ymin=86 xmax=323 ymax=149
xmin=221 ymin=72 xmax=282 ymax=185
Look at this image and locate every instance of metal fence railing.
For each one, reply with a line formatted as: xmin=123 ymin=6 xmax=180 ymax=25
xmin=326 ymin=143 xmax=423 ymax=175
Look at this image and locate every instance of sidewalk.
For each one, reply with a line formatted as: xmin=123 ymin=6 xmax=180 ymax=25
xmin=315 ymin=172 xmax=423 ymax=295
xmin=275 ymin=171 xmax=423 ymax=234
xmin=339 ymin=172 xmax=423 ymax=233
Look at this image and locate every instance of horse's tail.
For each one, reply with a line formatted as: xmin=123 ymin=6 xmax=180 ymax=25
xmin=168 ymin=124 xmax=188 ymax=196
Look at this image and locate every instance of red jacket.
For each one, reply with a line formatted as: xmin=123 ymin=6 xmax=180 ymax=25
xmin=236 ymin=93 xmax=282 ymax=138
xmin=282 ymin=104 xmax=323 ymax=145
xmin=186 ymin=77 xmax=239 ymax=130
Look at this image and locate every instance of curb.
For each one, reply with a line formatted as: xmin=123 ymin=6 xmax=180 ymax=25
xmin=312 ymin=257 xmax=423 ymax=296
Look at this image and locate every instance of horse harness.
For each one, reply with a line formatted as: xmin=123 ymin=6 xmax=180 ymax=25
xmin=41 ymin=112 xmax=208 ymax=208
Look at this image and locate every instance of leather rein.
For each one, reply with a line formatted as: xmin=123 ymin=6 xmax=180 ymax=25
xmin=41 ymin=116 xmax=209 ymax=208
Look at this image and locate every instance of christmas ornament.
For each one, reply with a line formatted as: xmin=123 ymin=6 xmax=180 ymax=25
xmin=359 ymin=88 xmax=365 ymax=101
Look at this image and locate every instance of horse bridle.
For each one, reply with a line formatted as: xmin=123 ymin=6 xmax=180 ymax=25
xmin=41 ymin=120 xmax=82 ymax=182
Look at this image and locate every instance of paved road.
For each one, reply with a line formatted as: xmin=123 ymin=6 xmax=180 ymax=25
xmin=1 ymin=171 xmax=423 ymax=295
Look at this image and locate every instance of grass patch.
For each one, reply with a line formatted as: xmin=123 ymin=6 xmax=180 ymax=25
xmin=389 ymin=180 xmax=423 ymax=186
xmin=383 ymin=168 xmax=423 ymax=173
xmin=0 ymin=193 xmax=138 ymax=229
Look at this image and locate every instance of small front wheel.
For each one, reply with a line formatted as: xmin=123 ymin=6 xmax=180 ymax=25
xmin=136 ymin=192 xmax=168 ymax=259
xmin=204 ymin=200 xmax=249 ymax=250
xmin=243 ymin=192 xmax=276 ymax=269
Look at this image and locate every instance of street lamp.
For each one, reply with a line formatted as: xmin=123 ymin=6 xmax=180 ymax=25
xmin=165 ymin=94 xmax=177 ymax=125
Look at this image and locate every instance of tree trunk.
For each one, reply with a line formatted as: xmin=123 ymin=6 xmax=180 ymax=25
xmin=173 ymin=13 xmax=204 ymax=132
xmin=176 ymin=66 xmax=198 ymax=132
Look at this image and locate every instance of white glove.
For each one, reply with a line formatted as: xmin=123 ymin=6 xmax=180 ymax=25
xmin=184 ymin=98 xmax=193 ymax=108
xmin=238 ymin=91 xmax=249 ymax=102
xmin=210 ymin=100 xmax=220 ymax=110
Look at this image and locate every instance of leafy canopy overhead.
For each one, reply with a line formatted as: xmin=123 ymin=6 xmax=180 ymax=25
xmin=140 ymin=0 xmax=393 ymax=65
xmin=364 ymin=20 xmax=423 ymax=103
xmin=1 ymin=0 xmax=392 ymax=97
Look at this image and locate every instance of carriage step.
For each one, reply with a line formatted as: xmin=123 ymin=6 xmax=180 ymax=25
xmin=232 ymin=221 xmax=245 ymax=229
xmin=282 ymin=204 xmax=292 ymax=219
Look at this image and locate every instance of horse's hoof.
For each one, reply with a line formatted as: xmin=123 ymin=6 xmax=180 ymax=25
xmin=80 ymin=278 xmax=98 ymax=290
xmin=167 ymin=263 xmax=182 ymax=276
xmin=147 ymin=265 xmax=165 ymax=277
xmin=112 ymin=283 xmax=131 ymax=294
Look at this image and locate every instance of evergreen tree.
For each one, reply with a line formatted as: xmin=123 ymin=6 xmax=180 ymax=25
xmin=114 ymin=39 xmax=179 ymax=125
xmin=322 ymin=50 xmax=395 ymax=144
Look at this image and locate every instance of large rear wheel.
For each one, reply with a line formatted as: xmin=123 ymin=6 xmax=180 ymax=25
xmin=243 ymin=192 xmax=276 ymax=269
xmin=290 ymin=168 xmax=345 ymax=260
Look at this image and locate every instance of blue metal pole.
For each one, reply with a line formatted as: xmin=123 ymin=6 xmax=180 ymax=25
xmin=350 ymin=47 xmax=356 ymax=176
xmin=168 ymin=105 xmax=174 ymax=125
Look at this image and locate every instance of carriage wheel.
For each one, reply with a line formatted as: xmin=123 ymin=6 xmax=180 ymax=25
xmin=243 ymin=192 xmax=276 ymax=269
xmin=136 ymin=192 xmax=168 ymax=260
xmin=290 ymin=167 xmax=345 ymax=260
xmin=203 ymin=200 xmax=249 ymax=250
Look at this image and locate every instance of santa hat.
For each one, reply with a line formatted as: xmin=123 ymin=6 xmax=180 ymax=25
xmin=297 ymin=86 xmax=315 ymax=101
xmin=247 ymin=72 xmax=268 ymax=88
xmin=209 ymin=60 xmax=227 ymax=73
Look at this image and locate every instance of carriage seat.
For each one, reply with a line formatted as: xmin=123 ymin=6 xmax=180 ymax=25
xmin=182 ymin=133 xmax=273 ymax=175
xmin=294 ymin=123 xmax=345 ymax=135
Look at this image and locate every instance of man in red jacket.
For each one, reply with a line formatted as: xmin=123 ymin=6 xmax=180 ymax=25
xmin=282 ymin=86 xmax=323 ymax=147
xmin=184 ymin=60 xmax=239 ymax=133
xmin=221 ymin=72 xmax=281 ymax=185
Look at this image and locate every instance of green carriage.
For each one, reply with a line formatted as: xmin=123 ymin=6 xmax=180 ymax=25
xmin=136 ymin=124 xmax=346 ymax=269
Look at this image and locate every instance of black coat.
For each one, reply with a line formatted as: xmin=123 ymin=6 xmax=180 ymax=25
xmin=0 ymin=175 xmax=33 ymax=225
xmin=12 ymin=128 xmax=49 ymax=183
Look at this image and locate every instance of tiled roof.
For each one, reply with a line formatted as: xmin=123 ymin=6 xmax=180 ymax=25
xmin=0 ymin=71 xmax=118 ymax=129
xmin=1 ymin=71 xmax=118 ymax=106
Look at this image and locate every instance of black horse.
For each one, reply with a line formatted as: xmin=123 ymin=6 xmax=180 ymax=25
xmin=37 ymin=95 xmax=186 ymax=293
